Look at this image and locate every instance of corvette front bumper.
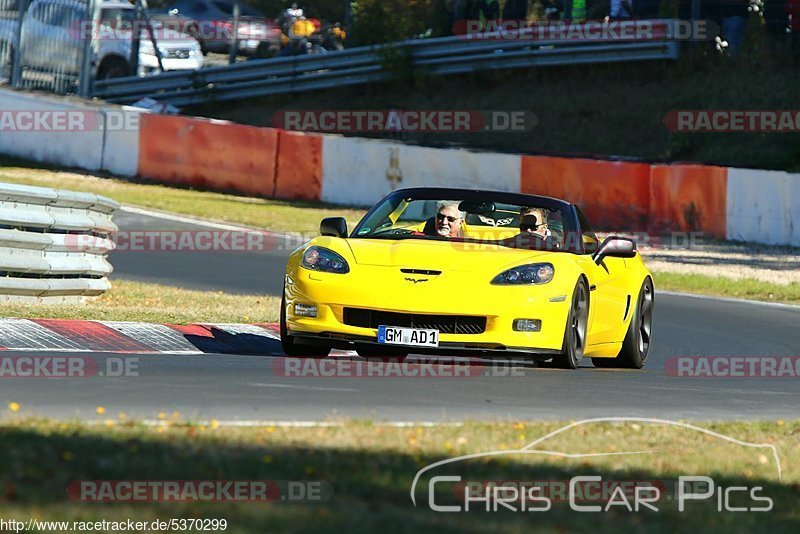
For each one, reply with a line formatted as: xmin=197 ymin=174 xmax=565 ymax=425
xmin=284 ymin=268 xmax=572 ymax=354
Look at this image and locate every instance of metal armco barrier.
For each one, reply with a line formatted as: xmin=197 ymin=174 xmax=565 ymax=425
xmin=0 ymin=182 xmax=118 ymax=302
xmin=93 ymin=20 xmax=682 ymax=106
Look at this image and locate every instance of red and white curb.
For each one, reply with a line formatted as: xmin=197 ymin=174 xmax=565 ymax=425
xmin=0 ymin=318 xmax=285 ymax=354
xmin=0 ymin=319 xmax=535 ymax=365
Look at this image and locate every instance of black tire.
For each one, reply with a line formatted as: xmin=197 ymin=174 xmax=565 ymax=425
xmin=280 ymin=292 xmax=330 ymax=358
xmin=554 ymin=278 xmax=589 ymax=369
xmin=97 ymin=57 xmax=130 ymax=80
xmin=616 ymin=277 xmax=654 ymax=369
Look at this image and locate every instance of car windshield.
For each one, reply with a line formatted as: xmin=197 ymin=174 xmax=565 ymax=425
xmin=99 ymin=8 xmax=137 ymax=28
xmin=100 ymin=8 xmax=172 ymax=30
xmin=351 ymin=192 xmax=578 ymax=252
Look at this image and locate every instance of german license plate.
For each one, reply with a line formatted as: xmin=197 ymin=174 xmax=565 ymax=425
xmin=377 ymin=325 xmax=439 ymax=347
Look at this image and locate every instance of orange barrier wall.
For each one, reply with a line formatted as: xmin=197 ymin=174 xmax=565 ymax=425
xmin=521 ymin=156 xmax=651 ymax=231
xmin=273 ymin=130 xmax=323 ymax=201
xmin=648 ymin=164 xmax=728 ymax=237
xmin=136 ymin=112 xmax=728 ymax=238
xmin=138 ymin=114 xmax=278 ymax=197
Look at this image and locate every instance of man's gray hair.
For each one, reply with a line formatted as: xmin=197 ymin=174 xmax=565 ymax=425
xmin=437 ymin=200 xmax=465 ymax=218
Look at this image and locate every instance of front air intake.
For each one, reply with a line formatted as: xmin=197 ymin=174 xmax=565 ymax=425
xmin=343 ymin=308 xmax=486 ymax=334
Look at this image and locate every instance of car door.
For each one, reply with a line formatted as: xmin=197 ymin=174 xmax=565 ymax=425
xmin=574 ymin=207 xmax=630 ymax=347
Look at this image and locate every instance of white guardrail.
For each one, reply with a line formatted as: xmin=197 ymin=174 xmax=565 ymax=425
xmin=0 ymin=182 xmax=118 ymax=302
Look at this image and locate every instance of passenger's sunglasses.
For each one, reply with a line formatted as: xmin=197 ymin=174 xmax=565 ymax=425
xmin=436 ymin=213 xmax=459 ymax=223
xmin=519 ymin=214 xmax=545 ymax=232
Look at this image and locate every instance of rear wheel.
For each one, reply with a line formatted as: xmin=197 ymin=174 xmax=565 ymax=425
xmin=280 ymin=292 xmax=330 ymax=358
xmin=554 ymin=278 xmax=589 ymax=369
xmin=617 ymin=277 xmax=654 ymax=368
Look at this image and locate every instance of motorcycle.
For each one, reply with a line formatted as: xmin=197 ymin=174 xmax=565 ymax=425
xmin=277 ymin=6 xmax=346 ymax=56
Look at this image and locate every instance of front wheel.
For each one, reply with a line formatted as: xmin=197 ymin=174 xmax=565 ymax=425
xmin=280 ymin=292 xmax=330 ymax=358
xmin=554 ymin=278 xmax=589 ymax=369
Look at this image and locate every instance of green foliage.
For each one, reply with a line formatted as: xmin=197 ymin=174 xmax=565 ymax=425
xmin=348 ymin=0 xmax=443 ymax=46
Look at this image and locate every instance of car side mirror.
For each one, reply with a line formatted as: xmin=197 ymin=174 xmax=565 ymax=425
xmin=593 ymin=236 xmax=636 ymax=264
xmin=320 ymin=217 xmax=348 ymax=238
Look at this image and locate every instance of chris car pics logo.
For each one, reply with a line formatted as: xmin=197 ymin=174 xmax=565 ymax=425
xmin=410 ymin=417 xmax=780 ymax=513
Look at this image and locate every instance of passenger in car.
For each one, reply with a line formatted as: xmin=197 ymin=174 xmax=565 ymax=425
xmin=421 ymin=201 xmax=465 ymax=238
xmin=516 ymin=207 xmax=560 ymax=249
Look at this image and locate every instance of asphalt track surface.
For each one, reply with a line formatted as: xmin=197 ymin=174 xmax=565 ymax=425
xmin=109 ymin=208 xmax=288 ymax=295
xmin=4 ymin=208 xmax=799 ymax=422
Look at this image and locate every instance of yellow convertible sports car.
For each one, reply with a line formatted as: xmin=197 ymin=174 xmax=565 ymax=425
xmin=281 ymin=188 xmax=654 ymax=369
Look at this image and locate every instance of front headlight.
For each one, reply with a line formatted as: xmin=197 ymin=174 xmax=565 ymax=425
xmin=491 ymin=263 xmax=554 ymax=285
xmin=301 ymin=246 xmax=349 ymax=274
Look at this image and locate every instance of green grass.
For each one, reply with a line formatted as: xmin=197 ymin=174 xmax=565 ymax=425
xmin=652 ymin=271 xmax=800 ymax=305
xmin=191 ymin=42 xmax=800 ymax=172
xmin=1 ymin=280 xmax=279 ymax=324
xmin=0 ymin=418 xmax=796 ymax=532
xmin=0 ymin=162 xmax=367 ymax=235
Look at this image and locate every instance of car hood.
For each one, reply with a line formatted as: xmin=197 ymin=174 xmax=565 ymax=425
xmin=344 ymin=238 xmax=553 ymax=273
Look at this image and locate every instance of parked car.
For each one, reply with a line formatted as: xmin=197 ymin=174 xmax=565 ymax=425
xmin=95 ymin=2 xmax=204 ymax=78
xmin=0 ymin=0 xmax=203 ymax=86
xmin=163 ymin=0 xmax=280 ymax=57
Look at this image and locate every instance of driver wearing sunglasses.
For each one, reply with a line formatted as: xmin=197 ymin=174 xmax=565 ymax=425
xmin=422 ymin=201 xmax=464 ymax=238
xmin=515 ymin=206 xmax=560 ymax=249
